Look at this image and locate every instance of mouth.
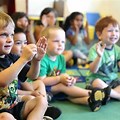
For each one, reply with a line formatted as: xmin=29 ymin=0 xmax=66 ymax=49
xmin=4 ymin=45 xmax=12 ymax=49
xmin=57 ymin=48 xmax=63 ymax=51
xmin=110 ymin=37 xmax=118 ymax=42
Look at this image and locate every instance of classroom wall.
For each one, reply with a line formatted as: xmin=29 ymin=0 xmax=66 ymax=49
xmin=66 ymin=0 xmax=120 ymax=22
xmin=15 ymin=0 xmax=120 ymax=22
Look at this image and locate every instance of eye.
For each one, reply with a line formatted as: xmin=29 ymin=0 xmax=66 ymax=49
xmin=15 ymin=40 xmax=22 ymax=45
xmin=0 ymin=33 xmax=8 ymax=39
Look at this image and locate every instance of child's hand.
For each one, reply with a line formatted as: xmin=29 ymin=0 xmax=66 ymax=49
xmin=96 ymin=41 xmax=106 ymax=57
xmin=21 ymin=44 xmax=37 ymax=62
xmin=73 ymin=20 xmax=79 ymax=32
xmin=60 ymin=73 xmax=75 ymax=86
xmin=41 ymin=15 xmax=48 ymax=27
xmin=34 ymin=36 xmax=47 ymax=61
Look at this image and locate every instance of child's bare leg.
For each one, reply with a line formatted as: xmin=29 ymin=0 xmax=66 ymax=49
xmin=92 ymin=79 xmax=120 ymax=100
xmin=0 ymin=112 xmax=16 ymax=120
xmin=51 ymin=83 xmax=90 ymax=97
xmin=69 ymin=96 xmax=89 ymax=105
xmin=33 ymin=80 xmax=46 ymax=94
xmin=22 ymin=96 xmax=48 ymax=120
xmin=21 ymin=95 xmax=35 ymax=102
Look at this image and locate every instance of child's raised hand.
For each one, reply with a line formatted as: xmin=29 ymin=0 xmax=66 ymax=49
xmin=96 ymin=41 xmax=106 ymax=57
xmin=21 ymin=44 xmax=37 ymax=62
xmin=41 ymin=15 xmax=48 ymax=27
xmin=34 ymin=36 xmax=47 ymax=61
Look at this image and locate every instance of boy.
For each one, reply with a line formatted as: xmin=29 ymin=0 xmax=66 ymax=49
xmin=39 ymin=26 xmax=109 ymax=112
xmin=87 ymin=16 xmax=120 ymax=106
xmin=0 ymin=11 xmax=48 ymax=120
xmin=11 ymin=28 xmax=61 ymax=119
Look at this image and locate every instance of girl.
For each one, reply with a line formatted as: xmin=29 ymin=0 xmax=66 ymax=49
xmin=63 ymin=12 xmax=90 ymax=64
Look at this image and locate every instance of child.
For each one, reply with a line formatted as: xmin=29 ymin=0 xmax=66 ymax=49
xmin=39 ymin=26 xmax=109 ymax=112
xmin=11 ymin=12 xmax=36 ymax=44
xmin=87 ymin=16 xmax=120 ymax=106
xmin=63 ymin=12 xmax=90 ymax=64
xmin=11 ymin=28 xmax=62 ymax=119
xmin=0 ymin=11 xmax=48 ymax=120
xmin=34 ymin=7 xmax=73 ymax=62
xmin=34 ymin=7 xmax=58 ymax=41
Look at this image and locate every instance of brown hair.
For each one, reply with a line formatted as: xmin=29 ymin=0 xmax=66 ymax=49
xmin=95 ymin=16 xmax=119 ymax=33
xmin=0 ymin=11 xmax=15 ymax=29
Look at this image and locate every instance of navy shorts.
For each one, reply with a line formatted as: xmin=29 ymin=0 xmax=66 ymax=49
xmin=46 ymin=86 xmax=68 ymax=101
xmin=0 ymin=102 xmax=25 ymax=120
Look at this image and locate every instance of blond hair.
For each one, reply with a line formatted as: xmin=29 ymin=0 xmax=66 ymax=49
xmin=41 ymin=26 xmax=65 ymax=39
xmin=0 ymin=11 xmax=15 ymax=29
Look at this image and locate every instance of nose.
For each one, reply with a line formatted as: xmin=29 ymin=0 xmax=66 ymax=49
xmin=112 ymin=31 xmax=116 ymax=36
xmin=6 ymin=36 xmax=13 ymax=43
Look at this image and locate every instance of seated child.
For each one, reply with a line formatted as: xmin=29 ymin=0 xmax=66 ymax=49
xmin=0 ymin=11 xmax=48 ymax=120
xmin=11 ymin=28 xmax=61 ymax=119
xmin=38 ymin=26 xmax=110 ymax=112
xmin=86 ymin=16 xmax=120 ymax=108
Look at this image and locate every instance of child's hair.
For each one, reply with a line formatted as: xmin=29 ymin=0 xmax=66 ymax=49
xmin=11 ymin=12 xmax=29 ymax=26
xmin=14 ymin=27 xmax=25 ymax=34
xmin=0 ymin=11 xmax=15 ymax=29
xmin=63 ymin=12 xmax=84 ymax=32
xmin=95 ymin=16 xmax=119 ymax=33
xmin=41 ymin=26 xmax=64 ymax=39
xmin=40 ymin=7 xmax=58 ymax=19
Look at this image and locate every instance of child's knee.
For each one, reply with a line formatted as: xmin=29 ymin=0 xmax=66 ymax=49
xmin=0 ymin=112 xmax=16 ymax=120
xmin=36 ymin=96 xmax=48 ymax=107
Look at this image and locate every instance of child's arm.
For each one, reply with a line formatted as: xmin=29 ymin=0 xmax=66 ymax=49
xmin=27 ymin=37 xmax=47 ymax=80
xmin=89 ymin=41 xmax=106 ymax=73
xmin=0 ymin=45 xmax=36 ymax=87
xmin=39 ymin=76 xmax=61 ymax=86
xmin=84 ymin=21 xmax=90 ymax=45
xmin=67 ymin=21 xmax=79 ymax=45
xmin=39 ymin=73 xmax=76 ymax=86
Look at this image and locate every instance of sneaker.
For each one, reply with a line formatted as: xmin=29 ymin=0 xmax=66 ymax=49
xmin=47 ymin=92 xmax=53 ymax=102
xmin=88 ymin=97 xmax=102 ymax=112
xmin=88 ymin=88 xmax=104 ymax=112
xmin=43 ymin=116 xmax=53 ymax=120
xmin=44 ymin=105 xmax=61 ymax=119
xmin=109 ymin=80 xmax=120 ymax=88
xmin=85 ymin=84 xmax=93 ymax=90
xmin=102 ymin=86 xmax=111 ymax=105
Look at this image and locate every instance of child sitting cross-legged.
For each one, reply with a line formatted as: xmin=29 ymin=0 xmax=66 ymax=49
xmin=0 ymin=11 xmax=48 ymax=120
xmin=11 ymin=28 xmax=61 ymax=120
xmin=38 ymin=26 xmax=110 ymax=112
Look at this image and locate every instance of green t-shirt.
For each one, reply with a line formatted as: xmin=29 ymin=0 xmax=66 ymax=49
xmin=39 ymin=54 xmax=66 ymax=77
xmin=87 ymin=44 xmax=120 ymax=82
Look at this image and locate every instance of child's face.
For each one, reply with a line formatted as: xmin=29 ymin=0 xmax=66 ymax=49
xmin=46 ymin=11 xmax=56 ymax=26
xmin=0 ymin=24 xmax=14 ymax=56
xmin=97 ymin=24 xmax=120 ymax=47
xmin=17 ymin=17 xmax=28 ymax=31
xmin=47 ymin=29 xmax=65 ymax=56
xmin=11 ymin=32 xmax=27 ymax=56
xmin=72 ymin=15 xmax=83 ymax=29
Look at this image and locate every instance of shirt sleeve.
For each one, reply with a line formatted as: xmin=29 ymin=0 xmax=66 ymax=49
xmin=18 ymin=64 xmax=30 ymax=82
xmin=39 ymin=58 xmax=48 ymax=77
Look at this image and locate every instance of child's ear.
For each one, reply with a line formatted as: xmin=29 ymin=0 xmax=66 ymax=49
xmin=96 ymin=31 xmax=101 ymax=40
